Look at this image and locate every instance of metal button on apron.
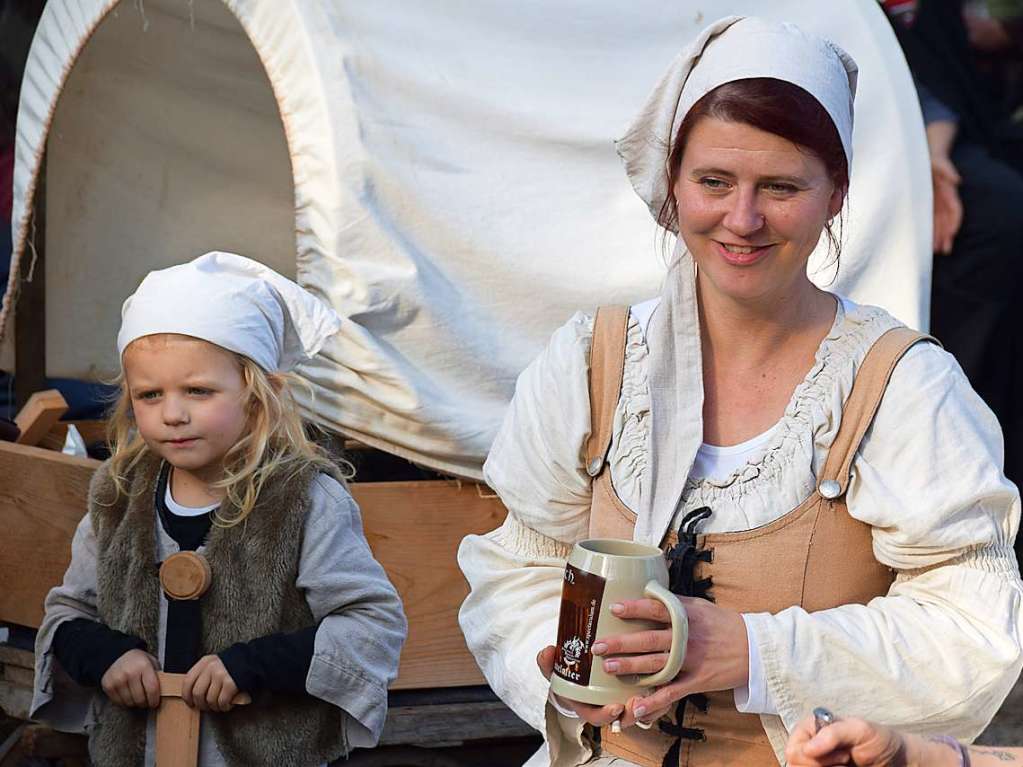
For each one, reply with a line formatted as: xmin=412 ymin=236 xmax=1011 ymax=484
xmin=818 ymin=479 xmax=842 ymax=499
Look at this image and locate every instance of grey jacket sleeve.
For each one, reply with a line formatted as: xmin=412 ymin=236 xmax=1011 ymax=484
xmin=31 ymin=513 xmax=106 ymax=733
xmin=299 ymin=474 xmax=408 ymax=748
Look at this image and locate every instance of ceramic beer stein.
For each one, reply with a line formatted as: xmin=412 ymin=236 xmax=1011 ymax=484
xmin=549 ymin=539 xmax=687 ymax=706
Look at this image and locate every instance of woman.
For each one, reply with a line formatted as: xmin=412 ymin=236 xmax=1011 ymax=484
xmin=786 ymin=713 xmax=1018 ymax=766
xmin=458 ymin=16 xmax=1023 ymax=767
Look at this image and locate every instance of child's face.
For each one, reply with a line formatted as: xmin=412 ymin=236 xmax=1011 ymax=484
xmin=122 ymin=334 xmax=249 ymax=486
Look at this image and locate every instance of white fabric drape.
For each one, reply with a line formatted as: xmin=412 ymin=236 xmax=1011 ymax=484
xmin=8 ymin=0 xmax=929 ymax=477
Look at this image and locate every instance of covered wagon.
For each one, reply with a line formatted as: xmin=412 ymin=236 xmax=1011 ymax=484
xmin=0 ymin=0 xmax=928 ymax=763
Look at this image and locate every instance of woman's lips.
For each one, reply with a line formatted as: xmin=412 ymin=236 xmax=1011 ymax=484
xmin=715 ymin=241 xmax=771 ymax=267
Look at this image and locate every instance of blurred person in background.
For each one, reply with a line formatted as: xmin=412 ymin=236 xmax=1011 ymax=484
xmin=883 ymin=0 xmax=1023 ymax=507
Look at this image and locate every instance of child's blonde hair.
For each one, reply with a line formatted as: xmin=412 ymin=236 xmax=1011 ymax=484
xmin=107 ymin=340 xmax=352 ymax=527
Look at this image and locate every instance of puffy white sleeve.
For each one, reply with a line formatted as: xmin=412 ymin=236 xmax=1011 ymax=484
xmin=458 ymin=312 xmax=597 ymax=766
xmin=300 ymin=474 xmax=408 ymax=748
xmin=746 ymin=343 xmax=1023 ymax=739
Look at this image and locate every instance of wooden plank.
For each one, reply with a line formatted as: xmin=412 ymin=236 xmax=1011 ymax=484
xmin=14 ymin=389 xmax=68 ymax=447
xmin=0 ymin=442 xmax=98 ymax=628
xmin=14 ymin=153 xmax=46 ymax=411
xmin=0 ymin=681 xmax=32 ymax=721
xmin=379 ymin=701 xmax=534 ymax=747
xmin=0 ymin=646 xmax=34 ymax=670
xmin=39 ymin=420 xmax=108 ymax=452
xmin=352 ymin=481 xmax=505 ymax=689
xmin=0 ymin=442 xmax=506 ymax=689
xmin=15 ymin=725 xmax=88 ymax=758
xmin=0 ymin=666 xmax=33 ymax=689
xmin=0 ymin=724 xmax=27 ymax=765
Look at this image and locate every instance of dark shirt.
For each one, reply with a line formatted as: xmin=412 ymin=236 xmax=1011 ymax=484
xmin=155 ymin=463 xmax=212 ymax=674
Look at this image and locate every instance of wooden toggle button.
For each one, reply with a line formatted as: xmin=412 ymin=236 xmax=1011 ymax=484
xmin=159 ymin=552 xmax=212 ymax=600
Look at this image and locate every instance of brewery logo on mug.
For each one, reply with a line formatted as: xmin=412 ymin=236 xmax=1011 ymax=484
xmin=553 ymin=563 xmax=606 ymax=685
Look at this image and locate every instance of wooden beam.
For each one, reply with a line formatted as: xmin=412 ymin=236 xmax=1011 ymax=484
xmin=379 ymin=701 xmax=535 ymax=747
xmin=14 ymin=725 xmax=88 ymax=759
xmin=14 ymin=153 xmax=46 ymax=411
xmin=0 ymin=646 xmax=34 ymax=670
xmin=352 ymin=481 xmax=507 ymax=689
xmin=0 ymin=681 xmax=31 ymax=721
xmin=0 ymin=442 xmax=506 ymax=689
xmin=0 ymin=441 xmax=98 ymax=628
xmin=38 ymin=419 xmax=108 ymax=452
xmin=14 ymin=389 xmax=68 ymax=447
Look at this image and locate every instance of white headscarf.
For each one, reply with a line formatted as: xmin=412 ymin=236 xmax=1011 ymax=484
xmin=117 ymin=251 xmax=342 ymax=372
xmin=614 ymin=17 xmax=858 ymax=544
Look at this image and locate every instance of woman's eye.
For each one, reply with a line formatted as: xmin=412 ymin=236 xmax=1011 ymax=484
xmin=700 ymin=177 xmax=729 ymax=190
xmin=764 ymin=183 xmax=798 ymax=194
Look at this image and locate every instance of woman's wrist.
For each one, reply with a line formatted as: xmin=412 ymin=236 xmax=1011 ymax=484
xmin=907 ymin=735 xmax=967 ymax=767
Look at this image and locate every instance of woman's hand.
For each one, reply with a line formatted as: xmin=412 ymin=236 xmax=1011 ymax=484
xmin=786 ymin=714 xmax=910 ymax=766
xmin=595 ymin=596 xmax=748 ymax=721
xmin=182 ymin=655 xmax=242 ymax=712
xmin=101 ymin=649 xmax=162 ymax=708
xmin=785 ymin=713 xmax=986 ymax=767
xmin=536 ymin=646 xmax=645 ymax=728
xmin=931 ymin=155 xmax=963 ymax=256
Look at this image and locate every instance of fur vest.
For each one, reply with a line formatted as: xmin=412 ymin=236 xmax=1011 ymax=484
xmin=87 ymin=453 xmax=348 ymax=767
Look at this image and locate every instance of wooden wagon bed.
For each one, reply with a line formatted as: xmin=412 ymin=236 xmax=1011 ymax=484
xmin=0 ymin=436 xmax=536 ymax=763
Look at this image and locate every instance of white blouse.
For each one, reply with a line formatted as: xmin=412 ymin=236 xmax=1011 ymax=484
xmin=457 ymin=297 xmax=1023 ymax=766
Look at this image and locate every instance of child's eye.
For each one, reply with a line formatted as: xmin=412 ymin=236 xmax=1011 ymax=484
xmin=188 ymin=387 xmax=212 ymax=396
xmin=134 ymin=390 xmax=160 ymax=401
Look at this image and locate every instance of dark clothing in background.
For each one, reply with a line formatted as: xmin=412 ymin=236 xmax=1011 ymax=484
xmin=890 ymin=0 xmax=1002 ymax=146
xmin=929 ymin=142 xmax=1023 ymax=487
xmin=888 ymin=0 xmax=1023 ymax=491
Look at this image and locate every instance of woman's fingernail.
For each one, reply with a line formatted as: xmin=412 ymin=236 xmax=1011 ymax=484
xmin=591 ymin=642 xmax=608 ymax=655
xmin=605 ymin=660 xmax=620 ymax=672
xmin=634 ymin=705 xmax=647 ymax=718
xmin=610 ymin=603 xmax=625 ymax=615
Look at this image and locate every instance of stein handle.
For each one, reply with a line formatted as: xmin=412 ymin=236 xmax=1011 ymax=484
xmin=633 ymin=580 xmax=688 ymax=688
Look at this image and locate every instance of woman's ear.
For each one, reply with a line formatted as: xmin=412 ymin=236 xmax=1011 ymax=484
xmin=827 ymin=184 xmax=847 ymax=219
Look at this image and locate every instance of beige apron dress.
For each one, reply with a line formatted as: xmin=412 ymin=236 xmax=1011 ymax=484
xmin=582 ymin=306 xmax=932 ymax=767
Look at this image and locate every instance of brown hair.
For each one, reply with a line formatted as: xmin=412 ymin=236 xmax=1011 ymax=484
xmin=659 ymin=77 xmax=849 ymax=259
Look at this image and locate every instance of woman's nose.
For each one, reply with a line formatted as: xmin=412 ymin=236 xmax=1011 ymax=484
xmin=722 ymin=188 xmax=766 ymax=237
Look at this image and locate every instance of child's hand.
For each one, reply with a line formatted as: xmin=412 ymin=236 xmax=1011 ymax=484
xmin=182 ymin=655 xmax=242 ymax=712
xmin=101 ymin=649 xmax=162 ymax=708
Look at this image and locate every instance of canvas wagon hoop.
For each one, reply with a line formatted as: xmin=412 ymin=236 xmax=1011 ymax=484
xmin=3 ymin=0 xmax=933 ymax=480
xmin=0 ymin=3 xmax=934 ymax=755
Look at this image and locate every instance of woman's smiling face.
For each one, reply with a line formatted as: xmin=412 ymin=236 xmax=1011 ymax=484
xmin=673 ymin=116 xmax=845 ymax=305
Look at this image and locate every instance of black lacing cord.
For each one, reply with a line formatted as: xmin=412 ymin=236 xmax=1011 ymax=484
xmin=660 ymin=507 xmax=715 ymax=765
xmin=665 ymin=507 xmax=714 ymax=602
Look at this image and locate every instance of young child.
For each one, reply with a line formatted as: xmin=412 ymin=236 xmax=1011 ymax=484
xmin=31 ymin=251 xmax=407 ymax=766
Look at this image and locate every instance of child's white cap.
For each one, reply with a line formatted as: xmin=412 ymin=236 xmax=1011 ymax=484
xmin=117 ymin=251 xmax=342 ymax=372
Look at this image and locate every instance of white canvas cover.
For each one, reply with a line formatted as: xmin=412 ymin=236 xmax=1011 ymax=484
xmin=5 ymin=0 xmax=930 ymax=479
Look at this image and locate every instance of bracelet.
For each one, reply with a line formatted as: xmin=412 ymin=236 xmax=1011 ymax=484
xmin=930 ymin=735 xmax=971 ymax=767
